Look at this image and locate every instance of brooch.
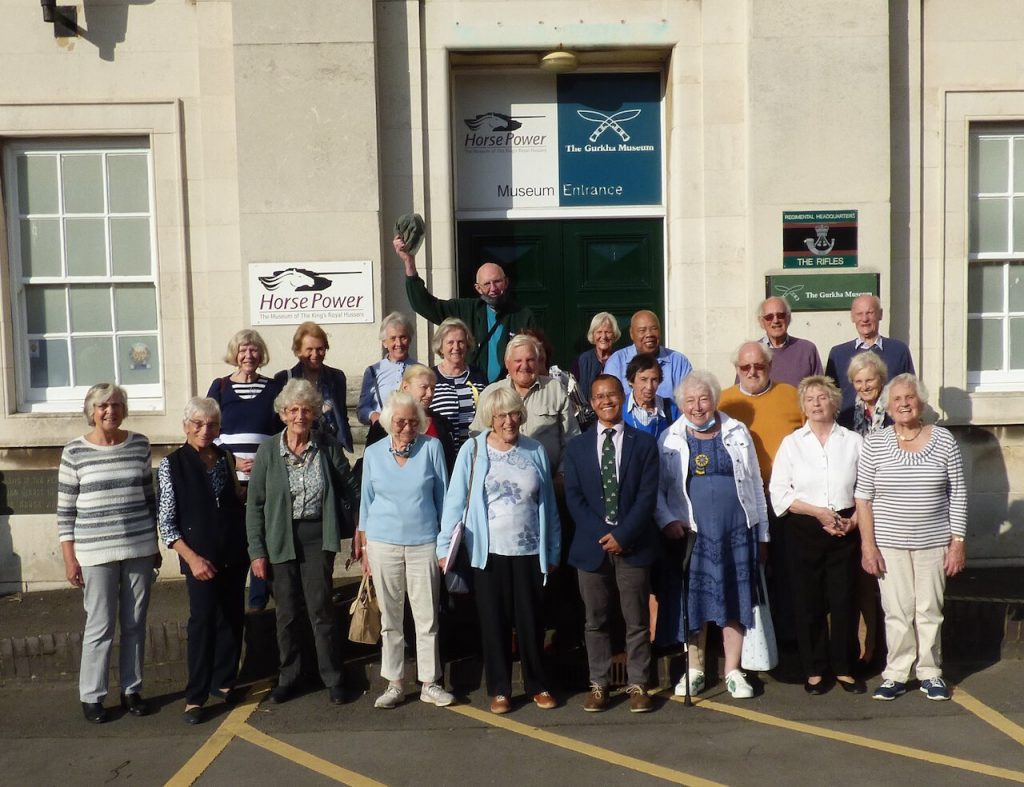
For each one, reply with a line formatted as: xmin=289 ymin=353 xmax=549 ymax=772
xmin=694 ymin=453 xmax=710 ymax=476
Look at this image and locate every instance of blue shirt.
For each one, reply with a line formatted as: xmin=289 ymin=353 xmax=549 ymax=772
xmin=359 ymin=436 xmax=448 ymax=546
xmin=357 ymin=356 xmax=414 ymax=425
xmin=604 ymin=345 xmax=693 ymax=401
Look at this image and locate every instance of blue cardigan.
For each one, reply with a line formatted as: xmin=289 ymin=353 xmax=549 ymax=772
xmin=825 ymin=338 xmax=915 ymax=411
xmin=438 ymin=432 xmax=561 ymax=580
xmin=359 ymin=436 xmax=448 ymax=546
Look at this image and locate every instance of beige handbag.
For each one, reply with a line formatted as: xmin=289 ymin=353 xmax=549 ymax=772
xmin=348 ymin=574 xmax=381 ymax=645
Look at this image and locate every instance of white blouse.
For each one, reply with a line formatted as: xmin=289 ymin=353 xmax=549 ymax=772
xmin=770 ymin=423 xmax=863 ymax=517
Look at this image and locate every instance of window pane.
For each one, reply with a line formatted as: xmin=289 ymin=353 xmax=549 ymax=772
xmin=19 ymin=218 xmax=62 ymax=277
xmin=118 ymin=335 xmax=160 ymax=384
xmin=1015 ymin=138 xmax=1024 ymax=193
xmin=110 ymin=218 xmax=152 ymax=276
xmin=71 ymin=337 xmax=115 ymax=386
xmin=61 ymin=154 xmax=105 ymax=213
xmin=971 ymin=136 xmax=1010 ymax=194
xmin=967 ymin=317 xmax=1004 ymax=371
xmin=1011 ymin=263 xmax=1024 ymax=313
xmin=971 ymin=197 xmax=1010 ymax=253
xmin=65 ymin=218 xmax=107 ymax=277
xmin=1015 ymin=197 xmax=1024 ymax=254
xmin=28 ymin=339 xmax=70 ymax=388
xmin=24 ymin=286 xmax=67 ymax=334
xmin=69 ymin=286 xmax=112 ymax=332
xmin=107 ymin=154 xmax=149 ymax=213
xmin=113 ymin=285 xmax=157 ymax=331
xmin=1011 ymin=318 xmax=1024 ymax=369
xmin=16 ymin=154 xmax=58 ymax=215
xmin=968 ymin=263 xmax=1004 ymax=313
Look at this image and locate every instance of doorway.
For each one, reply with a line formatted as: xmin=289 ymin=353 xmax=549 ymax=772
xmin=456 ymin=218 xmax=664 ymax=369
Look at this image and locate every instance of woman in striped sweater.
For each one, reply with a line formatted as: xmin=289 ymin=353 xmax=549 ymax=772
xmin=57 ymin=383 xmax=160 ymax=724
xmin=855 ymin=374 xmax=967 ymax=702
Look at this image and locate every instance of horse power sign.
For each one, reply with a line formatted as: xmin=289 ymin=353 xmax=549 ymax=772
xmin=249 ymin=261 xmax=374 ymax=325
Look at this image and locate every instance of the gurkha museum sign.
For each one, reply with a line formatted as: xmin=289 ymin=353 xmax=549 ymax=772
xmin=454 ymin=72 xmax=662 ymax=211
xmin=249 ymin=261 xmax=374 ymax=325
xmin=783 ymin=210 xmax=858 ymax=269
xmin=766 ymin=272 xmax=879 ymax=312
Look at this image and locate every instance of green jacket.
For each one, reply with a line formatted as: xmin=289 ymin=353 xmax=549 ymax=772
xmin=405 ymin=275 xmax=537 ymax=379
xmin=246 ymin=431 xmax=359 ymax=563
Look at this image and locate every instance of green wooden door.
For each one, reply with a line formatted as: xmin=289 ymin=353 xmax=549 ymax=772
xmin=456 ymin=218 xmax=664 ymax=369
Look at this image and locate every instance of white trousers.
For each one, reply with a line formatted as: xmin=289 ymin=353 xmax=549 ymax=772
xmin=365 ymin=541 xmax=441 ymax=684
xmin=877 ymin=546 xmax=946 ymax=683
xmin=79 ymin=555 xmax=156 ymax=703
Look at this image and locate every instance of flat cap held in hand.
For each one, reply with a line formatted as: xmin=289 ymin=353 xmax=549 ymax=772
xmin=394 ymin=212 xmax=425 ymax=256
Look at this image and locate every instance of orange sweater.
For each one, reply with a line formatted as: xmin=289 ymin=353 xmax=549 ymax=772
xmin=718 ymin=383 xmax=803 ymax=485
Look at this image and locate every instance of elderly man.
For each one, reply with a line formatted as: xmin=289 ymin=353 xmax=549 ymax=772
xmin=563 ymin=374 xmax=659 ymax=713
xmin=755 ymin=296 xmax=823 ymax=387
xmin=394 ymin=237 xmax=537 ymax=383
xmin=719 ymin=341 xmax=803 ymax=645
xmin=471 ymin=335 xmax=580 ymax=472
xmin=825 ymin=294 xmax=915 ymax=410
xmin=604 ymin=310 xmax=692 ymax=400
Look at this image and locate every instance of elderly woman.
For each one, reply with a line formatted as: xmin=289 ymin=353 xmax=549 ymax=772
xmin=623 ymin=352 xmax=679 ymax=437
xmin=247 ymin=379 xmax=359 ymax=706
xmin=856 ymin=374 xmax=967 ymax=702
xmin=838 ymin=352 xmax=892 ymax=436
xmin=365 ymin=365 xmax=457 ymax=472
xmin=358 ymin=391 xmax=453 ymax=710
xmin=274 ymin=321 xmax=354 ymax=452
xmin=57 ymin=384 xmax=159 ymax=724
xmin=431 ymin=318 xmax=488 ymax=449
xmin=208 ymin=328 xmax=283 ymax=611
xmin=656 ymin=371 xmax=768 ymax=700
xmin=158 ymin=398 xmax=248 ymax=724
xmin=358 ymin=311 xmax=415 ymax=425
xmin=770 ymin=376 xmax=865 ymax=695
xmin=572 ymin=311 xmax=621 ymax=406
xmin=438 ymin=387 xmax=561 ymax=714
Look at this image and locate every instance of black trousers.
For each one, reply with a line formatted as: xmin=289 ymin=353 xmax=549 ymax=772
xmin=184 ymin=562 xmax=247 ymax=706
xmin=783 ymin=512 xmax=859 ymax=678
xmin=473 ymin=554 xmax=548 ymax=697
xmin=271 ymin=519 xmax=342 ymax=690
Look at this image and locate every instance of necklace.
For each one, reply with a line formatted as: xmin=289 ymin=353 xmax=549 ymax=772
xmin=896 ymin=425 xmax=923 ymax=442
xmin=390 ymin=442 xmax=413 ymax=459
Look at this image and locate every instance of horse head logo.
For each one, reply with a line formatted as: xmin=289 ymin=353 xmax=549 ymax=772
xmin=258 ymin=268 xmax=333 ymax=292
xmin=465 ymin=113 xmax=524 ymax=132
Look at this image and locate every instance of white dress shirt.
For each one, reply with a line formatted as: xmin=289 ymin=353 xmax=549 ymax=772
xmin=769 ymin=422 xmax=863 ymax=517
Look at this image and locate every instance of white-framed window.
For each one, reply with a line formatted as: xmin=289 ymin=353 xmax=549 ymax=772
xmin=3 ymin=138 xmax=163 ymax=412
xmin=967 ymin=127 xmax=1024 ymax=389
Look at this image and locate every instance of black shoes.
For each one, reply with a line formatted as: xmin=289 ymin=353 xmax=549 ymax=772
xmin=82 ymin=701 xmax=107 ymax=724
xmin=329 ymin=685 xmax=345 ymax=705
xmin=804 ymin=678 xmax=832 ymax=696
xmin=183 ymin=706 xmax=204 ymax=725
xmin=215 ymin=688 xmax=240 ymax=706
xmin=268 ymin=684 xmax=295 ymax=704
xmin=837 ymin=677 xmax=868 ymax=694
xmin=121 ymin=692 xmax=150 ymax=716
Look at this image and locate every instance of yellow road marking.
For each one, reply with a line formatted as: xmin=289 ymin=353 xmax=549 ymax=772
xmin=165 ymin=689 xmax=264 ymax=787
xmin=674 ymin=695 xmax=1024 ymax=783
xmin=954 ymin=690 xmax=1024 ymax=747
xmin=446 ymin=703 xmax=725 ymax=786
xmin=234 ymin=723 xmax=385 ymax=786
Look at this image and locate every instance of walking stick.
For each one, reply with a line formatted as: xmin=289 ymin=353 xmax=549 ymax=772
xmin=679 ymin=528 xmax=697 ymax=707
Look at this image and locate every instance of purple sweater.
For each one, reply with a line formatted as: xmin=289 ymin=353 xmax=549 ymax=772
xmin=759 ymin=335 xmax=823 ymax=388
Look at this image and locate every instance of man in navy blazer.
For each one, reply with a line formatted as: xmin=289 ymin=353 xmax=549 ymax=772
xmin=563 ymin=374 xmax=660 ymax=713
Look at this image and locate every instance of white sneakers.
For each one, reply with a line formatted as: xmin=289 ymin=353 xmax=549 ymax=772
xmin=420 ymin=683 xmax=455 ymax=707
xmin=725 ymin=669 xmax=753 ymax=699
xmin=674 ymin=669 xmax=706 ymax=697
xmin=374 ymin=684 xmax=404 ymax=709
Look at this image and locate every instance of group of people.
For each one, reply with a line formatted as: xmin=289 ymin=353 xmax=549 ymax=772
xmin=55 ymin=239 xmax=967 ymax=725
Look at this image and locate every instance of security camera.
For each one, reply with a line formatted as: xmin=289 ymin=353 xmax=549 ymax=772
xmin=41 ymin=0 xmax=56 ymax=23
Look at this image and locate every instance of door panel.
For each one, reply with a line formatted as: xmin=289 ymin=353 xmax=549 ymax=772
xmin=456 ymin=218 xmax=663 ymax=370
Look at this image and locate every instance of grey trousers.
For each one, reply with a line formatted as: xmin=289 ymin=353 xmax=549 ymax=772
xmin=577 ymin=555 xmax=652 ymax=688
xmin=79 ymin=555 xmax=156 ymax=703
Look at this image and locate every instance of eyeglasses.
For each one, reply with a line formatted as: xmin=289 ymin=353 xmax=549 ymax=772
xmin=188 ymin=419 xmax=219 ymax=430
xmin=592 ymin=392 xmax=622 ymax=401
xmin=393 ymin=418 xmax=419 ymax=430
xmin=738 ymin=363 xmax=768 ymax=372
xmin=493 ymin=412 xmax=523 ymax=422
xmin=760 ymin=312 xmax=787 ymax=322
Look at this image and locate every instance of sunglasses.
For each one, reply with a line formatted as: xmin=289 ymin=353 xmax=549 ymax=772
xmin=738 ymin=363 xmax=768 ymax=372
xmin=760 ymin=312 xmax=787 ymax=322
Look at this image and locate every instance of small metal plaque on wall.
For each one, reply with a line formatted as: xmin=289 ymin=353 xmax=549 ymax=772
xmin=765 ymin=273 xmax=879 ymax=312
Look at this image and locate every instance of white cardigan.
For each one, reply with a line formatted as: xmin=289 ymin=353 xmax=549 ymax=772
xmin=655 ymin=412 xmax=770 ymax=542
